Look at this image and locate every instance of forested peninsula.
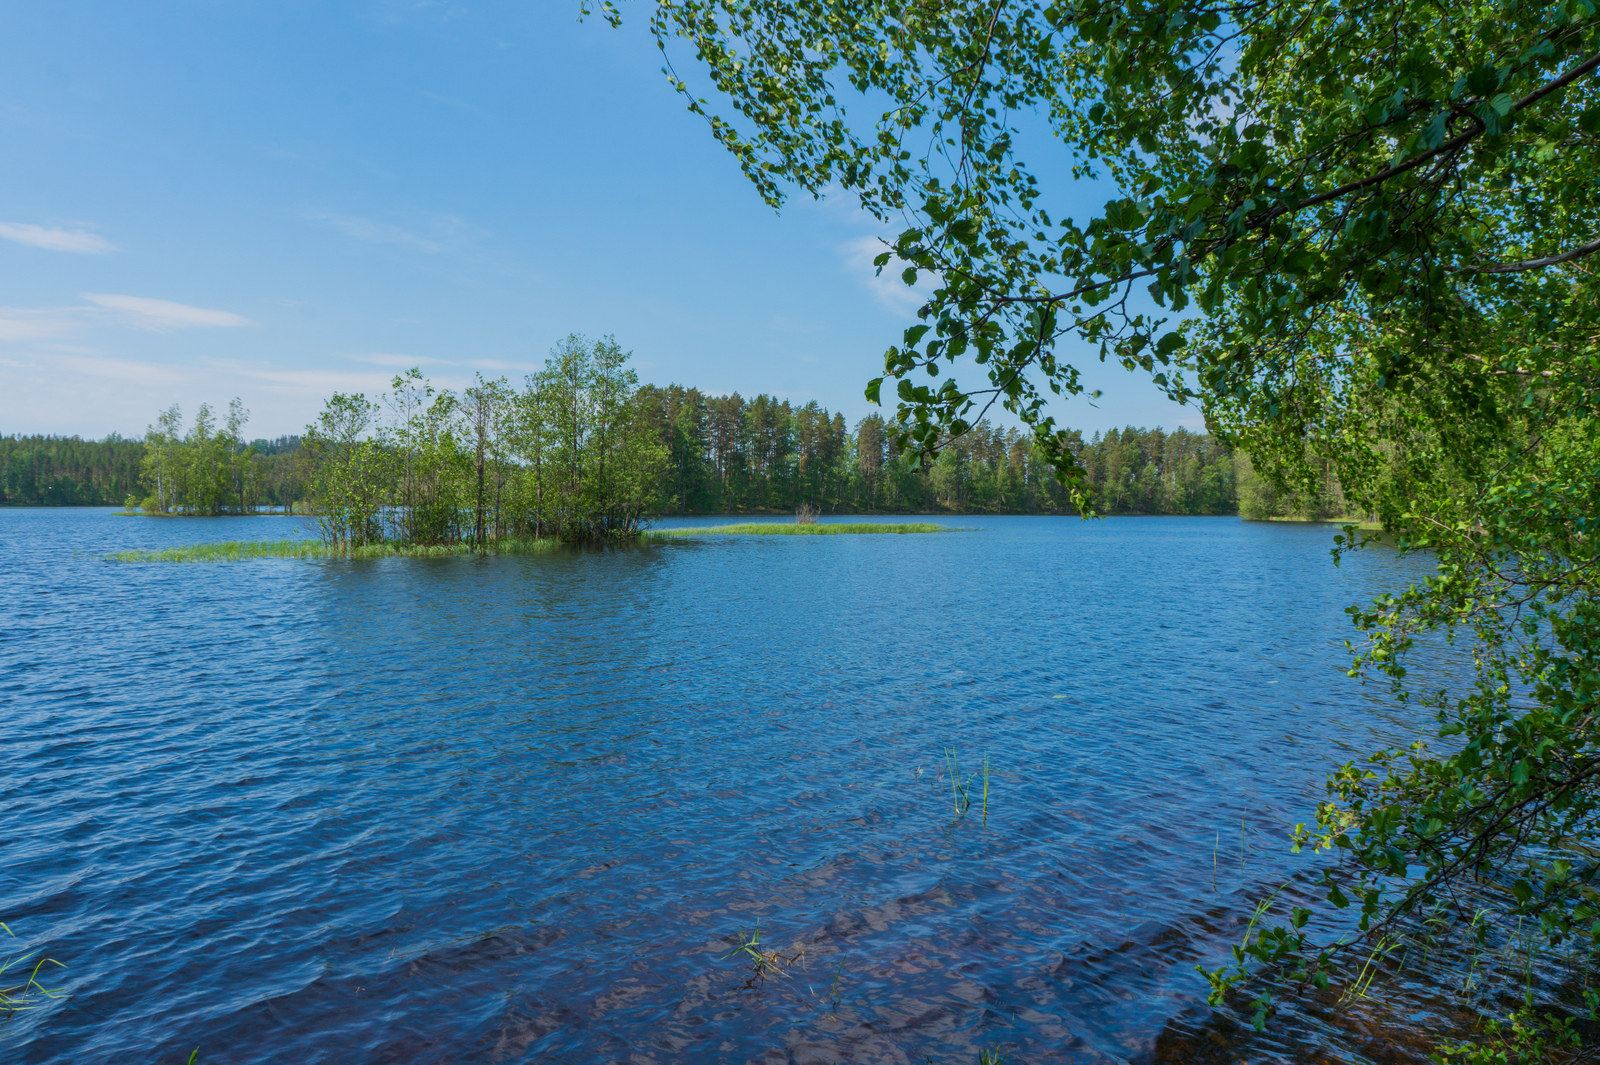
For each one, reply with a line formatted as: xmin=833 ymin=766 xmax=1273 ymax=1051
xmin=4 ymin=339 xmax=1304 ymax=521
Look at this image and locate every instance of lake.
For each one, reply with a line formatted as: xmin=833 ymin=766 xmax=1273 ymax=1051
xmin=1 ymin=510 xmax=1438 ymax=1063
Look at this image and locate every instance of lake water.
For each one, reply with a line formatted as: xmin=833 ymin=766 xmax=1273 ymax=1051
xmin=2 ymin=510 xmax=1444 ymax=1063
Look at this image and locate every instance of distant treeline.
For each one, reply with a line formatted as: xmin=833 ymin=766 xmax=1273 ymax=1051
xmin=1 ymin=431 xmax=302 ymax=508
xmin=3 ymin=419 xmax=1241 ymax=516
xmin=4 ymin=352 xmax=1248 ymax=521
xmin=635 ymin=386 xmax=1237 ymax=515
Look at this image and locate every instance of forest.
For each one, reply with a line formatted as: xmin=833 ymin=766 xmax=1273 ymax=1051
xmin=2 ymin=337 xmax=1245 ymax=529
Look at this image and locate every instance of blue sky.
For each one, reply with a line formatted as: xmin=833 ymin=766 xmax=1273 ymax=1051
xmin=0 ymin=0 xmax=1193 ymax=441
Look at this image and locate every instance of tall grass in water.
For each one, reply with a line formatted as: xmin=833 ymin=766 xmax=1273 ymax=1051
xmin=648 ymin=522 xmax=945 ymax=538
xmin=943 ymin=749 xmax=991 ymax=825
xmin=1 ymin=922 xmax=64 ymax=1021
xmin=109 ymin=537 xmax=563 ymax=563
xmin=724 ymin=922 xmax=804 ymax=988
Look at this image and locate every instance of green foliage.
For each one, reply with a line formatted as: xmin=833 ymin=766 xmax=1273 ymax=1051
xmin=301 ymin=392 xmax=388 ymax=545
xmin=637 ymin=383 xmax=1236 ymax=515
xmin=1431 ymin=1002 xmax=1580 ymax=1064
xmin=13 ymin=401 xmax=1235 ymax=520
xmin=724 ymin=922 xmax=804 ymax=986
xmin=537 ymin=334 xmax=668 ymax=540
xmin=942 ymin=748 xmax=990 ymax=824
xmin=299 ymin=335 xmax=667 ymax=547
xmin=632 ymin=0 xmax=1600 ymax=485
xmin=292 ymin=337 xmax=1222 ymax=548
xmin=1235 ymin=451 xmax=1352 ymax=522
xmin=0 ymin=434 xmax=143 ymax=505
xmin=0 ymin=432 xmax=301 ymax=510
xmin=108 ymin=537 xmax=562 ymax=563
xmin=138 ymin=399 xmax=272 ymax=515
xmin=0 ymin=922 xmax=64 ymax=1021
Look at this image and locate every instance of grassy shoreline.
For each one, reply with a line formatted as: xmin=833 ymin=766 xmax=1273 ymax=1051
xmin=110 ymin=523 xmax=950 ymax=562
xmin=109 ymin=538 xmax=563 ymax=563
xmin=646 ymin=522 xmax=947 ymax=537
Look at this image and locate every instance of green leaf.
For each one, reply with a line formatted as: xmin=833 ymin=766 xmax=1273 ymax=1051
xmin=948 ymin=219 xmax=980 ymax=244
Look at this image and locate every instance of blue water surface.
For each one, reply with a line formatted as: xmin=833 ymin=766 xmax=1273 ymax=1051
xmin=0 ymin=510 xmax=1434 ymax=1063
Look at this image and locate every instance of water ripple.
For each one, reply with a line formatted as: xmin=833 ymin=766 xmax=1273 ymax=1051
xmin=2 ymin=511 xmax=1441 ymax=1063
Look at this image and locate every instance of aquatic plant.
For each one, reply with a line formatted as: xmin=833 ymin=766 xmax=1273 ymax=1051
xmin=794 ymin=503 xmax=817 ymax=524
xmin=942 ymin=750 xmax=991 ymax=825
xmin=648 ymin=522 xmax=945 ymax=538
xmin=0 ymin=922 xmax=64 ymax=1021
xmin=724 ymin=922 xmax=803 ymax=987
xmin=1432 ymin=1001 xmax=1581 ymax=1065
xmin=108 ymin=536 xmax=563 ymax=563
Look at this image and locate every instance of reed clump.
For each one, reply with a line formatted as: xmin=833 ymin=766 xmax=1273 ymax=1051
xmin=109 ymin=537 xmax=562 ymax=563
xmin=943 ymin=749 xmax=991 ymax=825
xmin=1 ymin=922 xmax=64 ymax=1021
xmin=648 ymin=522 xmax=946 ymax=538
xmin=724 ymin=922 xmax=804 ymax=988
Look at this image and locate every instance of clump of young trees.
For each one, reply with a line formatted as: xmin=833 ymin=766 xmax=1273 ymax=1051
xmin=137 ymin=399 xmax=266 ymax=515
xmin=302 ymin=334 xmax=666 ymax=547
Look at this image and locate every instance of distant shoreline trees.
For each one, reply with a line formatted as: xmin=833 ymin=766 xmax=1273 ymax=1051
xmin=635 ymin=384 xmax=1238 ymax=516
xmin=3 ymin=342 xmax=1244 ymax=521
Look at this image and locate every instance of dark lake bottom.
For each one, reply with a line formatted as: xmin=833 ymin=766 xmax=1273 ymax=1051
xmin=3 ymin=511 xmax=1446 ymax=1063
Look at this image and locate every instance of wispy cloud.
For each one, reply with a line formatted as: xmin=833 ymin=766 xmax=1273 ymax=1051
xmin=839 ymin=236 xmax=936 ymax=314
xmin=343 ymin=353 xmax=540 ymax=375
xmin=802 ymin=184 xmax=880 ymax=228
xmin=466 ymin=358 xmax=542 ymax=373
xmin=345 ymin=353 xmax=448 ymax=368
xmin=0 ymin=307 xmax=82 ymax=341
xmin=0 ymin=222 xmax=118 ymax=254
xmin=49 ymin=351 xmax=187 ymax=383
xmin=304 ymin=211 xmax=443 ymax=252
xmin=218 ymin=363 xmax=406 ymax=395
xmin=82 ymin=293 xmax=254 ymax=330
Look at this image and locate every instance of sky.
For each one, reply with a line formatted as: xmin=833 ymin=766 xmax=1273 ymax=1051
xmin=0 ymin=0 xmax=1196 ymax=441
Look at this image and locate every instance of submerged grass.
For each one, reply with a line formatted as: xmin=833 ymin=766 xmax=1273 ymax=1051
xmin=109 ymin=537 xmax=563 ymax=563
xmin=647 ymin=522 xmax=947 ymax=538
xmin=1 ymin=922 xmax=64 ymax=1021
xmin=111 ymin=522 xmax=949 ymax=562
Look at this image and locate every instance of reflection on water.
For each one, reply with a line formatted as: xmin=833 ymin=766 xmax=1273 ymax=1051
xmin=1 ymin=510 xmax=1471 ymax=1063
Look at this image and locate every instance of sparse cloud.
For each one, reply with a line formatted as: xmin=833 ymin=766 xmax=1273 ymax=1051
xmin=0 ymin=307 xmax=81 ymax=342
xmin=802 ymin=184 xmax=880 ymax=228
xmin=346 ymin=352 xmax=447 ymax=368
xmin=839 ymin=236 xmax=936 ymax=314
xmin=0 ymin=221 xmax=118 ymax=254
xmin=343 ymin=353 xmax=541 ymax=376
xmin=82 ymin=293 xmax=254 ymax=330
xmin=49 ymin=351 xmax=186 ymax=383
xmin=216 ymin=362 xmax=408 ymax=395
xmin=466 ymin=358 xmax=541 ymax=373
xmin=304 ymin=211 xmax=443 ymax=252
